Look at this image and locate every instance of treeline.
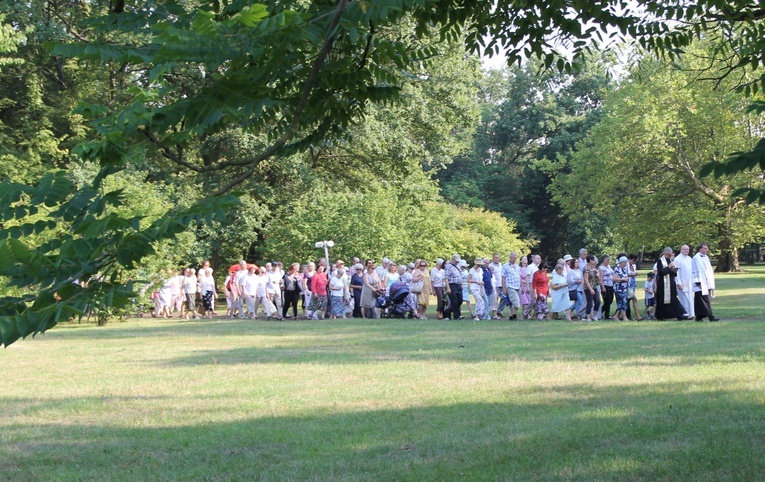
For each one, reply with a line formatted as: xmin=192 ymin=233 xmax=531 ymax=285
xmin=2 ymin=5 xmax=764 ymax=278
xmin=1 ymin=1 xmax=764 ymax=344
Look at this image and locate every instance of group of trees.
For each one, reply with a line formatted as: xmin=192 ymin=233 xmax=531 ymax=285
xmin=1 ymin=0 xmax=765 ymax=345
xmin=436 ymin=45 xmax=765 ymax=272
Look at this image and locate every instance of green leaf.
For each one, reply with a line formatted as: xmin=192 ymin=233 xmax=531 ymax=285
xmin=233 ymin=4 xmax=269 ymax=27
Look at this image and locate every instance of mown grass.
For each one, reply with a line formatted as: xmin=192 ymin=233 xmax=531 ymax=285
xmin=1 ymin=267 xmax=764 ymax=481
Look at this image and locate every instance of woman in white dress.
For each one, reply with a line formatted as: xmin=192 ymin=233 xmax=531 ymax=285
xmin=199 ymin=268 xmax=217 ymax=318
xmin=550 ymin=263 xmax=573 ymax=321
xmin=468 ymin=258 xmax=485 ymax=321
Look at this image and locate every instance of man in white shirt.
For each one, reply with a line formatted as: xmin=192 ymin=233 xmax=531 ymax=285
xmin=182 ymin=268 xmax=200 ymax=319
xmin=523 ymin=254 xmax=541 ymax=318
xmin=692 ymin=243 xmax=719 ymax=322
xmin=489 ymin=254 xmax=503 ymax=318
xmin=674 ymin=245 xmax=695 ymax=319
xmin=266 ymin=263 xmax=284 ymax=319
xmin=578 ymin=249 xmax=588 ymax=274
xmin=242 ymin=266 xmax=257 ymax=318
xmin=501 ymin=252 xmax=521 ymax=320
xmin=234 ymin=260 xmax=249 ymax=319
xmin=375 ymin=258 xmax=390 ymax=282
xmin=336 ymin=260 xmax=350 ymax=302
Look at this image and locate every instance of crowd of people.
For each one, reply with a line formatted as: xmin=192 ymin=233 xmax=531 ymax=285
xmin=150 ymin=243 xmax=720 ymax=323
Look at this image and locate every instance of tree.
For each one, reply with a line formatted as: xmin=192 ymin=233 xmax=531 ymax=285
xmin=3 ymin=0 xmax=765 ymax=346
xmin=550 ymin=47 xmax=765 ymax=271
xmin=438 ymin=57 xmax=613 ymax=256
xmin=261 ymin=181 xmax=528 ymax=263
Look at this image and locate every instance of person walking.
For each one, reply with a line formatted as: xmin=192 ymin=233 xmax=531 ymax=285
xmin=599 ymin=256 xmax=615 ymax=319
xmin=583 ymin=255 xmax=601 ymax=321
xmin=350 ymin=263 xmax=364 ymax=318
xmin=612 ymin=256 xmax=630 ymax=321
xmin=468 ymin=258 xmax=485 ymax=321
xmin=566 ymin=258 xmax=585 ymax=320
xmin=550 ymin=264 xmax=572 ymax=321
xmin=501 ymin=253 xmax=521 ymax=320
xmin=431 ymin=258 xmax=446 ymax=319
xmin=282 ymin=263 xmax=302 ymax=320
xmin=443 ymin=254 xmax=464 ymax=320
xmin=412 ymin=260 xmax=431 ymax=319
xmin=361 ymin=259 xmax=383 ymax=319
xmin=692 ymin=243 xmax=720 ymax=322
xmin=674 ymin=245 xmax=695 ymax=320
xmin=655 ymin=247 xmax=691 ymax=320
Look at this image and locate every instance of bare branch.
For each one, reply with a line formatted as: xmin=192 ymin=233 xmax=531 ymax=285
xmin=357 ymin=21 xmax=375 ymax=71
xmin=673 ymin=139 xmax=727 ymax=204
xmin=139 ymin=128 xmax=199 ymax=172
xmin=211 ymin=0 xmax=351 ymax=195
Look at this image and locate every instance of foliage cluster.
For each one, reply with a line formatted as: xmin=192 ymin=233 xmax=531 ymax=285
xmin=2 ymin=0 xmax=765 ymax=346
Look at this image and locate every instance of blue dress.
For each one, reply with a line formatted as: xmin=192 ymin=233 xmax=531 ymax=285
xmin=550 ymin=272 xmax=571 ymax=313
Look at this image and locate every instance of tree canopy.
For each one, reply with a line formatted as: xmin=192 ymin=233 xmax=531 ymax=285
xmin=2 ymin=0 xmax=765 ymax=346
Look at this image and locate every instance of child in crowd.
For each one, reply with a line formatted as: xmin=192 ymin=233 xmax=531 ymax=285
xmin=644 ymin=272 xmax=656 ymax=320
xmin=533 ymin=263 xmax=550 ymax=320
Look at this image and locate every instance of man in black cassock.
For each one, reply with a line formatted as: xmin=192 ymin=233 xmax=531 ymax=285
xmin=655 ymin=247 xmax=691 ymax=320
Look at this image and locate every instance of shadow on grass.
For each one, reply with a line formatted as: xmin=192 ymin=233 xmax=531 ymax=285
xmin=44 ymin=319 xmax=765 ymax=367
xmin=2 ymin=381 xmax=763 ymax=481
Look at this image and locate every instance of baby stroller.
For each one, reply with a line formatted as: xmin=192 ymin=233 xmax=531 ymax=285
xmin=380 ymin=280 xmax=416 ymax=318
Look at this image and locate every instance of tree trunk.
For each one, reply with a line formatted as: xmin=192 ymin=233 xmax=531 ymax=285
xmin=715 ymin=247 xmax=740 ymax=272
xmin=715 ymin=209 xmax=741 ymax=272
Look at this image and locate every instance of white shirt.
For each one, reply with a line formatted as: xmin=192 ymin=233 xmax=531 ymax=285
xmin=171 ymin=275 xmax=183 ymax=295
xmin=692 ymin=253 xmax=715 ymax=295
xmin=527 ymin=263 xmax=539 ymax=285
xmin=340 ymin=273 xmax=350 ymax=300
xmin=235 ymin=270 xmax=249 ymax=293
xmin=329 ymin=277 xmax=345 ymax=297
xmin=199 ymin=275 xmax=215 ymax=292
xmin=468 ymin=267 xmax=484 ymax=292
xmin=255 ymin=274 xmax=268 ymax=297
xmin=674 ymin=253 xmax=693 ymax=292
xmin=489 ymin=262 xmax=502 ymax=288
xmin=245 ymin=274 xmax=267 ymax=298
xmin=243 ymin=274 xmax=258 ymax=297
xmin=182 ymin=275 xmax=197 ymax=294
xmin=430 ymin=267 xmax=444 ymax=288
xmin=578 ymin=258 xmax=588 ymax=274
xmin=267 ymin=271 xmax=282 ymax=295
xmin=197 ymin=267 xmax=213 ymax=281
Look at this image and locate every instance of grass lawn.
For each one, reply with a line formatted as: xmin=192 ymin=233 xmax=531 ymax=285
xmin=1 ymin=267 xmax=764 ymax=481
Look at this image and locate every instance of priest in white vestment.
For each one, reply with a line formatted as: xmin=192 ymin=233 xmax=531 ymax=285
xmin=674 ymin=245 xmax=695 ymax=319
xmin=692 ymin=243 xmax=719 ymax=322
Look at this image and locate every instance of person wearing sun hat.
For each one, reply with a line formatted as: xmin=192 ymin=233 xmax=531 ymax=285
xmin=467 ymin=257 xmax=485 ymax=321
xmin=612 ymin=256 xmax=630 ymax=321
xmin=458 ymin=260 xmax=473 ymax=317
xmin=350 ymin=263 xmax=364 ymax=318
xmin=444 ymin=254 xmax=464 ymax=320
xmin=431 ymin=258 xmax=446 ymax=319
xmin=562 ymin=254 xmax=573 ymax=277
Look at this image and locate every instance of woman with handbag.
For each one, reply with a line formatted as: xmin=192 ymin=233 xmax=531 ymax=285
xmin=350 ymin=264 xmax=364 ymax=318
xmin=361 ymin=259 xmax=383 ymax=318
xmin=411 ymin=260 xmax=430 ymax=319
